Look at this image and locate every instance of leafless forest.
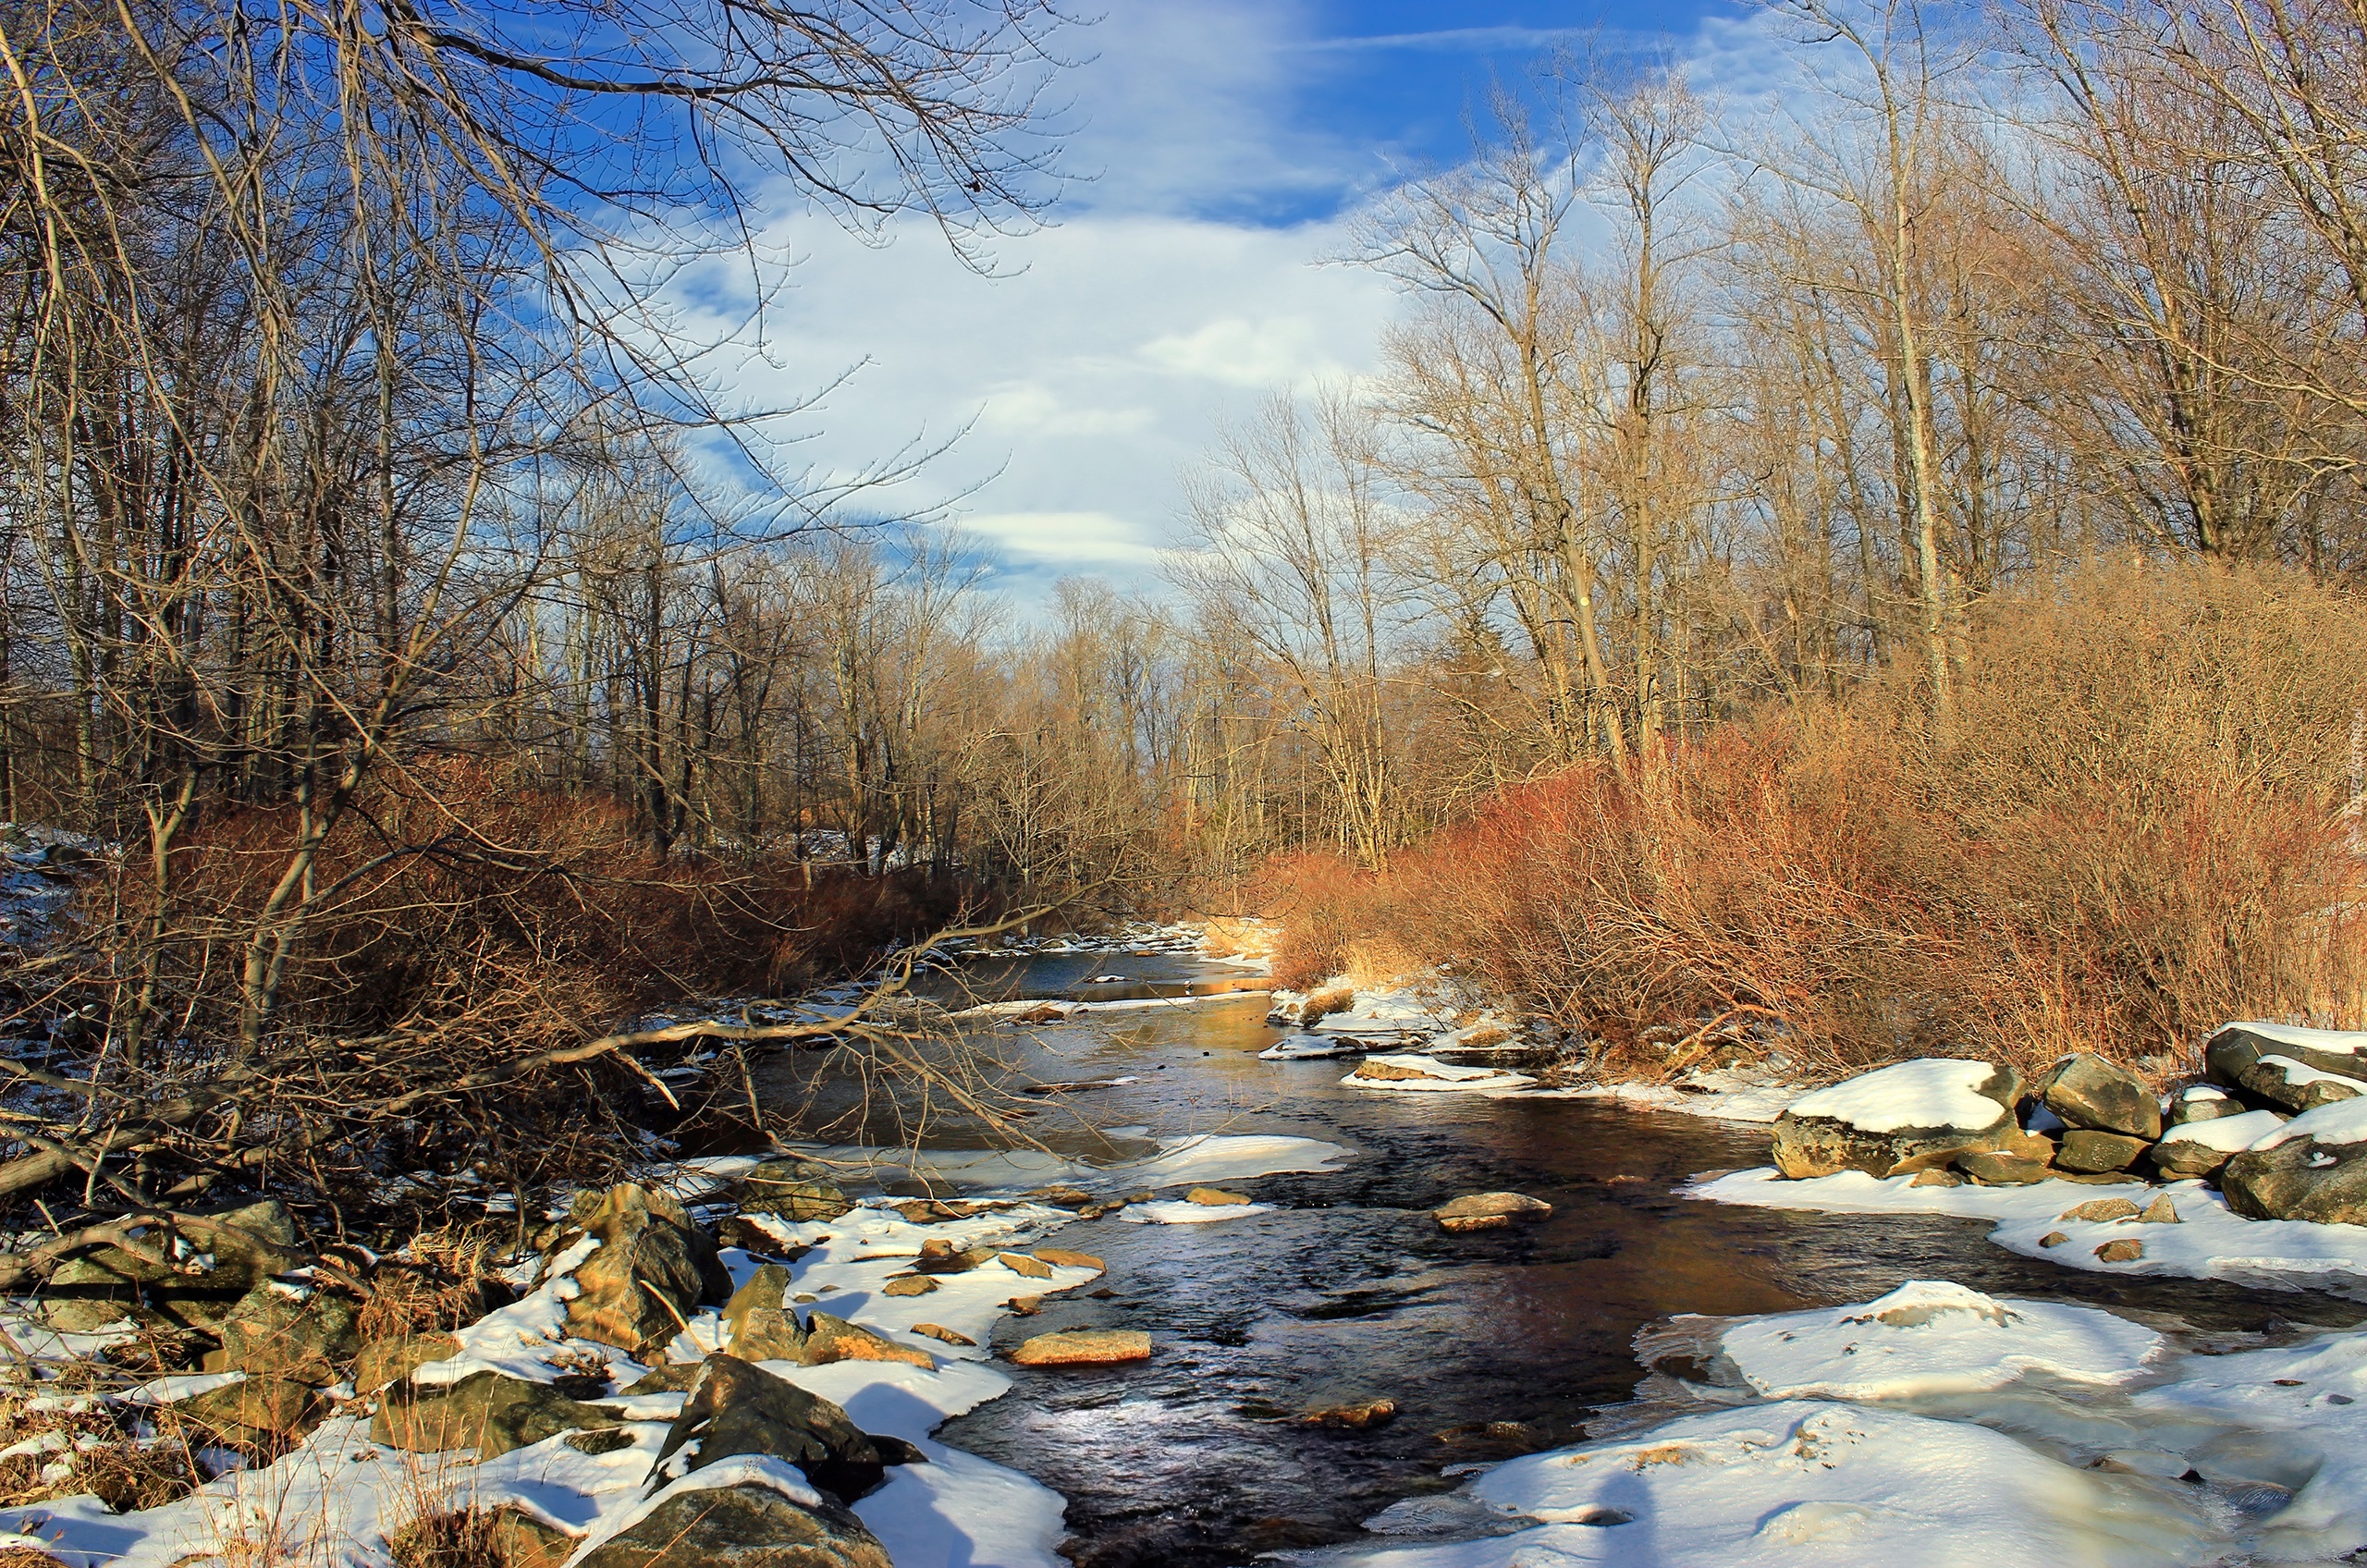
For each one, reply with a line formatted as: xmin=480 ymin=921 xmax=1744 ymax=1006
xmin=2 ymin=0 xmax=2366 ymax=1222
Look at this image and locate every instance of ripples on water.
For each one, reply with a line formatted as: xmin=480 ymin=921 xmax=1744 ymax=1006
xmin=768 ymin=952 xmax=2365 ymax=1568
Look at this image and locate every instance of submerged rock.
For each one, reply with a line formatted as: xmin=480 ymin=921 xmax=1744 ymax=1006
xmin=2033 ymin=1053 xmax=2163 ymax=1140
xmin=1299 ymin=1398 xmax=1398 ymax=1429
xmin=1771 ymin=1060 xmax=2021 ymax=1179
xmin=1432 ymin=1192 xmax=1553 ymax=1232
xmin=1010 ymin=1329 xmax=1152 ymax=1366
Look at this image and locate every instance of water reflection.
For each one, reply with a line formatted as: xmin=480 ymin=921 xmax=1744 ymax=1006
xmin=766 ymin=961 xmax=2365 ymax=1568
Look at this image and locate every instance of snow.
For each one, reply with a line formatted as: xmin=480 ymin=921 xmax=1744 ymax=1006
xmin=1118 ymin=1201 xmax=1272 ymax=1224
xmin=1315 ymin=1400 xmax=2215 ymax=1568
xmin=1715 ymin=1280 xmax=2164 ymax=1400
xmin=1260 ymin=1032 xmax=1368 ymax=1060
xmin=2217 ymin=1022 xmax=2367 ymax=1059
xmin=1551 ymin=1068 xmax=1801 ymax=1124
xmin=1782 ymin=1058 xmax=2006 ymax=1133
xmin=2257 ymin=1054 xmax=2367 ymax=1094
xmin=1694 ymin=1168 xmax=2367 ymax=1296
xmin=1122 ymin=1133 xmax=1352 ymax=1188
xmin=1343 ymin=1055 xmax=1536 ymax=1093
xmin=2255 ymin=1096 xmax=2367 ymax=1149
xmin=771 ymin=1130 xmax=1350 ymax=1196
xmin=2156 ymin=1109 xmax=2287 ymax=1153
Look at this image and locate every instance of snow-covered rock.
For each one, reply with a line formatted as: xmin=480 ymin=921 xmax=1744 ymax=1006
xmin=1715 ymin=1280 xmax=2164 ymax=1400
xmin=2208 ymin=1025 xmax=2367 ymax=1113
xmin=2151 ymin=1108 xmax=2287 ymax=1181
xmin=1342 ymin=1054 xmax=1535 ymax=1093
xmin=1317 ymin=1399 xmax=2214 ymax=1568
xmin=2222 ymin=1097 xmax=2367 ymax=1224
xmin=2032 ymin=1052 xmax=2161 ymax=1140
xmin=1770 ymin=1059 xmax=2021 ymax=1179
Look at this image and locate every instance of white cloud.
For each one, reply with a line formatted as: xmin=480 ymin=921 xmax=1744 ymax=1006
xmin=964 ymin=510 xmax=1168 ymax=566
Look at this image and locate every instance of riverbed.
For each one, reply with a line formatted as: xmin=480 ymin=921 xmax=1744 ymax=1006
xmin=767 ymin=953 xmax=2367 ymax=1568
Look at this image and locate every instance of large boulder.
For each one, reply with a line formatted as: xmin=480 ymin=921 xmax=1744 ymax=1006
xmin=2207 ymin=1026 xmax=2367 ymax=1113
xmin=212 ymin=1282 xmax=361 ymax=1385
xmin=2054 ymin=1129 xmax=2152 ymax=1174
xmin=738 ymin=1159 xmax=852 ymax=1222
xmin=48 ymin=1199 xmax=306 ymax=1295
xmin=565 ymin=1184 xmax=733 ymax=1356
xmin=573 ymin=1473 xmax=889 ymax=1568
xmin=166 ymin=1374 xmax=325 ymax=1452
xmin=2032 ymin=1053 xmax=2162 ymax=1140
xmin=2221 ymin=1100 xmax=2367 ymax=1223
xmin=1771 ymin=1060 xmax=2022 ymax=1179
xmin=644 ymin=1354 xmax=894 ymax=1506
xmin=2152 ymin=1109 xmax=2288 ymax=1182
xmin=371 ymin=1370 xmax=626 ymax=1460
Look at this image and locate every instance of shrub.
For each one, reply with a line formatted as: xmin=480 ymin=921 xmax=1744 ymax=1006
xmin=1270 ymin=559 xmax=2367 ymax=1078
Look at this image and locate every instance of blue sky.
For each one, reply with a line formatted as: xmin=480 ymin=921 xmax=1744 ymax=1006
xmin=677 ymin=0 xmax=1780 ymax=609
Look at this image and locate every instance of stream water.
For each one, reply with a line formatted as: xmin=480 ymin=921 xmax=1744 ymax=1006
xmin=779 ymin=952 xmax=2367 ymax=1568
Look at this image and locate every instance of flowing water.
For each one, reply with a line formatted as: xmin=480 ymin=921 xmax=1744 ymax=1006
xmin=778 ymin=953 xmax=2367 ymax=1568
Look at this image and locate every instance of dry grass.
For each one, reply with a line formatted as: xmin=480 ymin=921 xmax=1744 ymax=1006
xmin=0 ymin=1378 xmax=204 ymax=1515
xmin=1274 ymin=560 xmax=2367 ymax=1077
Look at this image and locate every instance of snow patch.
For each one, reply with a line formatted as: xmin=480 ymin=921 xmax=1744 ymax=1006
xmin=1782 ymin=1059 xmax=2005 ymax=1133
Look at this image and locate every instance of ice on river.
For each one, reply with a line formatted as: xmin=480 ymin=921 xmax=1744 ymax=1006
xmin=1714 ymin=1280 xmax=2165 ymax=1400
xmin=1312 ymin=1399 xmax=2216 ymax=1568
xmin=1692 ymin=1167 xmax=2367 ymax=1297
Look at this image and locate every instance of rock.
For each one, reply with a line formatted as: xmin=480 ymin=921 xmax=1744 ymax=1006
xmin=644 ymin=1354 xmax=889 ymax=1506
xmin=2059 ymin=1196 xmax=2144 ymax=1222
xmin=565 ymin=1184 xmax=733 ymax=1356
xmin=371 ymin=1370 xmax=624 ymax=1459
xmin=881 ymin=1276 xmax=938 ymax=1297
xmin=572 ymin=1478 xmax=890 ymax=1568
xmin=2166 ymin=1085 xmax=2247 ymax=1127
xmin=2137 ymin=1194 xmax=2180 ymax=1223
xmin=2151 ymin=1107 xmax=2288 ymax=1181
xmin=1299 ymin=1398 xmax=1397 ymax=1430
xmin=712 ymin=1215 xmax=811 ymax=1259
xmin=352 ymin=1331 xmax=459 ymax=1393
xmin=1032 ymin=1248 xmax=1104 ymax=1271
xmin=1010 ymin=1329 xmax=1152 ymax=1366
xmin=49 ymin=1199 xmax=306 ymax=1295
xmin=2054 ymin=1129 xmax=2152 ymax=1174
xmin=911 ymin=1323 xmax=975 ymax=1346
xmin=2037 ymin=1231 xmax=2069 ymax=1248
xmin=1185 ymin=1187 xmax=1250 ymax=1207
xmin=718 ymin=1265 xmax=807 ymax=1361
xmin=802 ymin=1312 xmax=932 ymax=1370
xmin=1432 ymin=1192 xmax=1553 ymax=1232
xmin=1770 ymin=1060 xmax=2021 ymax=1179
xmin=997 ymin=1253 xmax=1053 ymax=1280
xmin=167 ymin=1374 xmax=325 ymax=1452
xmin=2033 ymin=1053 xmax=2163 ymax=1140
xmin=1006 ymin=1295 xmax=1042 ymax=1317
xmin=2222 ymin=1100 xmax=2367 ymax=1223
xmin=2094 ymin=1239 xmax=2145 ymax=1263
xmin=738 ymin=1159 xmax=853 ymax=1221
xmin=1026 ymin=1186 xmax=1096 ymax=1209
xmin=914 ymin=1238 xmax=988 ymax=1274
xmin=622 ymin=1362 xmax=705 ymax=1395
xmin=2206 ymin=1027 xmax=2367 ymax=1113
xmin=1907 ymin=1169 xmax=1962 ymax=1188
xmin=488 ymin=1508 xmax=577 ymax=1568
xmin=2210 ymin=1023 xmax=2367 ymax=1083
xmin=1954 ymin=1150 xmax=2052 ymax=1186
xmin=43 ymin=1296 xmax=137 ymax=1333
xmin=212 ymin=1282 xmax=360 ymax=1385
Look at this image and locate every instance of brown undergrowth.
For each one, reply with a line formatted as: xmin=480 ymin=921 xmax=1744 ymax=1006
xmin=1271 ymin=560 xmax=2367 ymax=1079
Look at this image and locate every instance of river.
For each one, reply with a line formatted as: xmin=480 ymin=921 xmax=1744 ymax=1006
xmin=771 ymin=949 xmax=2367 ymax=1568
